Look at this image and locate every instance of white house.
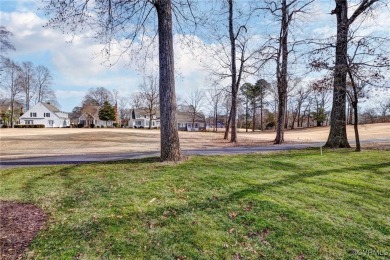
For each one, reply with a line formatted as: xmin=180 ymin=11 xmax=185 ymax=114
xmin=78 ymin=104 xmax=119 ymax=127
xmin=129 ymin=109 xmax=160 ymax=128
xmin=78 ymin=105 xmax=107 ymax=127
xmin=19 ymin=102 xmax=70 ymax=128
xmin=177 ymin=111 xmax=206 ymax=131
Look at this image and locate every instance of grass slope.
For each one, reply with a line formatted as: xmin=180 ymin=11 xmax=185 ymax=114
xmin=1 ymin=149 xmax=389 ymax=259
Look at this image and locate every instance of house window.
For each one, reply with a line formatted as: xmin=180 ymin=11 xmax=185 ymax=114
xmin=136 ymin=120 xmax=142 ymax=126
xmin=30 ymin=112 xmax=37 ymax=117
xmin=25 ymin=120 xmax=33 ymax=125
xmin=44 ymin=113 xmax=50 ymax=117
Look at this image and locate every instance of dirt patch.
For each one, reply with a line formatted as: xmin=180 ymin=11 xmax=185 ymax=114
xmin=0 ymin=201 xmax=47 ymax=260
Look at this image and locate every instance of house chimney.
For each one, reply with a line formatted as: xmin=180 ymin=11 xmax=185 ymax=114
xmin=20 ymin=107 xmax=24 ymax=116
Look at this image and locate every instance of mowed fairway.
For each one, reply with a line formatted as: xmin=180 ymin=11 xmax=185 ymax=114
xmin=0 ymin=123 xmax=389 ymax=159
xmin=0 ymin=150 xmax=389 ymax=259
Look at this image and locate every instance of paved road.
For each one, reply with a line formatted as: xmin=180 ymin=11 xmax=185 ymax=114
xmin=0 ymin=139 xmax=388 ymax=169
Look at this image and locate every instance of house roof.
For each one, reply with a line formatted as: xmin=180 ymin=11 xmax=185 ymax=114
xmin=19 ymin=102 xmax=69 ymax=119
xmin=42 ymin=102 xmax=61 ymax=113
xmin=80 ymin=105 xmax=101 ymax=119
xmin=176 ymin=111 xmax=205 ymax=123
xmin=132 ymin=108 xmax=160 ymax=119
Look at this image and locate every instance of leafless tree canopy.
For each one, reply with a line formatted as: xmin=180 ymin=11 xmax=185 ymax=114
xmin=0 ymin=26 xmax=15 ymax=57
xmin=83 ymin=87 xmax=114 ymax=106
xmin=43 ymin=0 xmax=197 ymax=64
xmin=0 ymin=58 xmax=23 ymax=127
xmin=34 ymin=65 xmax=57 ymax=105
xmin=184 ymin=87 xmax=205 ymax=129
xmin=139 ymin=76 xmax=159 ymax=129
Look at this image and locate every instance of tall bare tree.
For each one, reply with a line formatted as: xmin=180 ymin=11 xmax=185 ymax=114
xmin=139 ymin=77 xmax=159 ymax=129
xmin=0 ymin=58 xmax=22 ymax=128
xmin=206 ymin=86 xmax=223 ymax=132
xmin=308 ymin=1 xmax=388 ymax=147
xmin=20 ymin=62 xmax=35 ymax=111
xmin=34 ymin=65 xmax=57 ymax=105
xmin=311 ymin=77 xmax=332 ymax=126
xmin=290 ymin=85 xmax=311 ymax=129
xmin=379 ymin=101 xmax=390 ymax=121
xmin=44 ymin=0 xmax=200 ymax=161
xmin=325 ymin=0 xmax=381 ymax=148
xmin=118 ymin=96 xmax=130 ymax=126
xmin=261 ymin=0 xmax=314 ymax=144
xmin=185 ymin=88 xmax=205 ymax=130
xmin=197 ymin=1 xmax=266 ymax=142
xmin=344 ymin=34 xmax=389 ymax=151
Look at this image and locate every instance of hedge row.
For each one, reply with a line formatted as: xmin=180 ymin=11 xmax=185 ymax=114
xmin=14 ymin=124 xmax=46 ymax=128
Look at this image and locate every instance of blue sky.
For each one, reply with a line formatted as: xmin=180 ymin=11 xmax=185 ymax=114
xmin=1 ymin=0 xmax=389 ymax=112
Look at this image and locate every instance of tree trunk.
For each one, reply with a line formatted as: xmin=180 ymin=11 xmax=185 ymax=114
xmin=156 ymin=0 xmax=183 ymax=161
xmin=260 ymin=98 xmax=263 ymax=131
xmin=325 ymin=0 xmax=350 ymax=148
xmin=352 ymin=102 xmax=360 ymax=152
xmin=245 ymin=99 xmax=248 ymax=132
xmin=224 ymin=105 xmax=232 ymax=139
xmin=348 ymin=101 xmax=353 ymax=124
xmin=10 ymin=97 xmax=15 ymax=128
xmin=275 ymin=95 xmax=286 ymax=143
xmin=252 ymin=103 xmax=256 ymax=132
xmin=229 ymin=0 xmax=238 ymax=143
xmin=274 ymin=0 xmax=288 ymax=144
xmin=284 ymin=101 xmax=288 ymax=129
xmin=230 ymin=89 xmax=238 ymax=142
xmin=214 ymin=104 xmax=217 ymax=132
xmin=291 ymin=111 xmax=296 ymax=130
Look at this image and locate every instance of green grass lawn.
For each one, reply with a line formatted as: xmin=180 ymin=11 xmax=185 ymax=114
xmin=1 ymin=149 xmax=389 ymax=259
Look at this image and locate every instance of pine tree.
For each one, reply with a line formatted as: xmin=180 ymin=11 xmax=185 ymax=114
xmin=99 ymin=101 xmax=115 ymax=126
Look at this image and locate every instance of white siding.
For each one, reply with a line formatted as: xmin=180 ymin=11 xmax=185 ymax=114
xmin=19 ymin=102 xmax=70 ymax=127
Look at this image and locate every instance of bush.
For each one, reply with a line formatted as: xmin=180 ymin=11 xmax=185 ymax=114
xmin=101 ymin=125 xmax=105 ymax=128
xmin=113 ymin=122 xmax=119 ymax=128
xmin=90 ymin=123 xmax=95 ymax=128
xmin=1 ymin=125 xmax=9 ymax=128
xmin=77 ymin=123 xmax=84 ymax=128
xmin=266 ymin=121 xmax=275 ymax=129
xmin=14 ymin=124 xmax=45 ymax=128
xmin=97 ymin=126 xmax=100 ymax=128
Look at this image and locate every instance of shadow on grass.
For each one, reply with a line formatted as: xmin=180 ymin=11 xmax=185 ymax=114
xmin=21 ymin=156 xmax=389 ymax=258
